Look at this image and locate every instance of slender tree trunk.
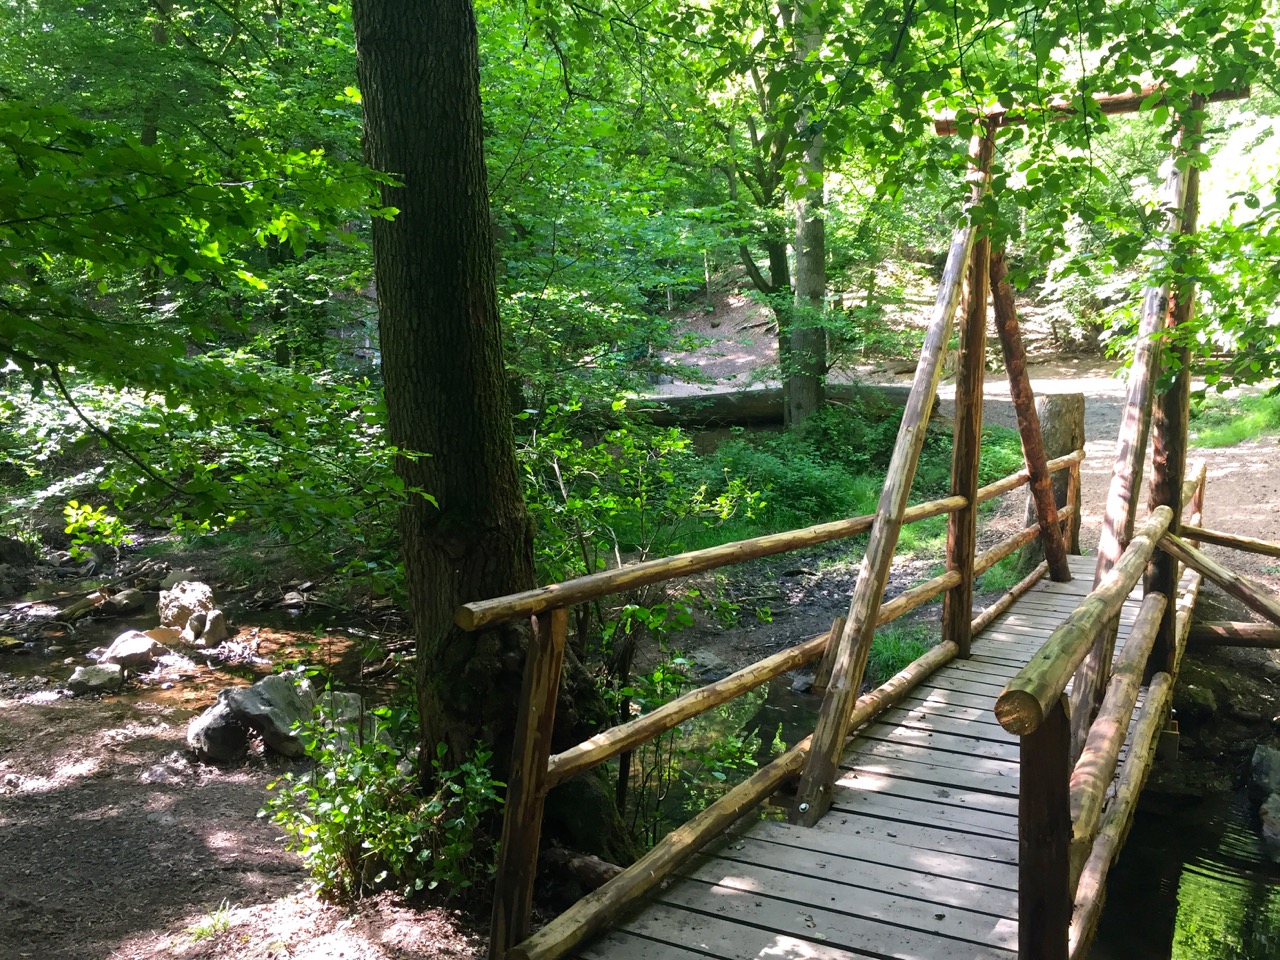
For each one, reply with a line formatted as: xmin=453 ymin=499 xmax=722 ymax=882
xmin=353 ymin=0 xmax=537 ymax=770
xmin=787 ymin=27 xmax=825 ymax=426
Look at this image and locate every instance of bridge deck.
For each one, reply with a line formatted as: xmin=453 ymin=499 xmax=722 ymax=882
xmin=577 ymin=555 xmax=1154 ymax=960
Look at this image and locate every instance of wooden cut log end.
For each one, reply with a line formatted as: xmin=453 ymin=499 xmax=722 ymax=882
xmin=995 ymin=688 xmax=1045 ymax=735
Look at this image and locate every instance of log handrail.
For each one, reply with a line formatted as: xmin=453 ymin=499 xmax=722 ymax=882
xmin=458 ymin=454 xmax=1082 ymax=631
xmin=994 ymin=506 xmax=1174 ymax=735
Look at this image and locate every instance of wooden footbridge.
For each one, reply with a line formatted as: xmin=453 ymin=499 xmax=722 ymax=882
xmin=458 ymin=86 xmax=1280 ymax=960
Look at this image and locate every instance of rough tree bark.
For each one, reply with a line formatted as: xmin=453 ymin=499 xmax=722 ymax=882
xmin=352 ymin=0 xmax=542 ymax=768
xmin=352 ymin=0 xmax=635 ymax=868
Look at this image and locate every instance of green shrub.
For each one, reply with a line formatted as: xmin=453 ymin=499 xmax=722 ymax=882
xmin=1190 ymin=390 xmax=1280 ymax=447
xmin=262 ymin=716 xmax=503 ymax=902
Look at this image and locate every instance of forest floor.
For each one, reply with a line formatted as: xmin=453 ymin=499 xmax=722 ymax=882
xmin=3 ymin=293 xmax=1280 ymax=959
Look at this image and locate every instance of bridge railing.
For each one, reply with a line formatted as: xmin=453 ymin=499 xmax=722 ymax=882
xmin=459 ymin=449 xmax=1084 ymax=960
xmin=993 ymin=465 xmax=1207 ymax=960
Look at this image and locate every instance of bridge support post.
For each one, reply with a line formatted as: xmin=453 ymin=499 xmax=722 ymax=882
xmin=943 ymin=131 xmax=993 ymax=659
xmin=1148 ymin=97 xmax=1204 ymax=679
xmin=489 ymin=608 xmax=568 ymax=960
xmin=1019 ymin=694 xmax=1071 ymax=960
xmin=989 ymin=249 xmax=1072 ymax=583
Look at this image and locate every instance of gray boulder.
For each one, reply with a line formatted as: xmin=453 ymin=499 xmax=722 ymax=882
xmin=187 ymin=691 xmax=250 ymax=762
xmin=67 ymin=663 xmax=124 ymax=695
xmin=201 ymin=609 xmax=229 ymax=646
xmin=225 ymin=673 xmax=317 ymax=757
xmin=99 ymin=630 xmax=168 ymax=670
xmin=1253 ymin=745 xmax=1280 ymax=795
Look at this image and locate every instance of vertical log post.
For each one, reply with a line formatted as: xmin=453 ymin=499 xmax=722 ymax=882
xmin=1147 ymin=98 xmax=1204 ymax=678
xmin=943 ymin=123 xmax=996 ymax=659
xmin=1072 ymin=117 xmax=1194 ymax=751
xmin=489 ymin=608 xmax=569 ymax=960
xmin=990 ymin=249 xmax=1072 ymax=582
xmin=1019 ymin=694 xmax=1071 ymax=960
xmin=1065 ymin=458 xmax=1082 ymax=553
xmin=792 ymin=131 xmax=992 ymax=827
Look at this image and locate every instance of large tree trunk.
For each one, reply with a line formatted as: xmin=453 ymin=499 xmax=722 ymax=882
xmin=353 ymin=0 xmax=537 ymax=771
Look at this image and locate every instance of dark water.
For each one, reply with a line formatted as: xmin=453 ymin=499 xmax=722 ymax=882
xmin=1091 ymin=791 xmax=1280 ymax=959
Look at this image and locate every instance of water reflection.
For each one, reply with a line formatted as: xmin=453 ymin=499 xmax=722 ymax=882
xmin=1092 ymin=791 xmax=1280 ymax=959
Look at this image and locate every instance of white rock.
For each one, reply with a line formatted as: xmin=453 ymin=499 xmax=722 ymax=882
xmin=159 ymin=581 xmax=216 ymax=641
xmin=99 ymin=630 xmax=168 ymax=670
xmin=67 ymin=663 xmax=124 ymax=695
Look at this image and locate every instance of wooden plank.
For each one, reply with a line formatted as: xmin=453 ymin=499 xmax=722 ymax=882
xmin=813 ymin=806 xmax=1019 ymax=863
xmin=677 ymin=857 xmax=1020 ymax=951
xmin=577 ymin=931 xmax=712 ymax=960
xmin=990 ymin=245 xmax=1072 ymax=582
xmin=747 ymin=820 xmax=1020 ymax=891
xmin=846 ymin=735 xmax=1020 ymax=781
xmin=842 ymin=748 xmax=1020 ymax=799
xmin=491 ymin=609 xmax=568 ymax=960
xmin=830 ymin=785 xmax=1018 ymax=839
xmin=859 ymin=724 xmax=1021 ymax=763
xmin=713 ymin=835 xmax=1019 ymax=916
xmin=885 ymin=706 xmax=1018 ymax=743
xmin=900 ymin=691 xmax=1015 ymax=724
xmin=925 ymin=673 xmax=1012 ymax=698
xmin=834 ymin=768 xmax=1019 ymax=816
xmin=625 ymin=898 xmax=1016 ymax=960
xmin=948 ymin=659 xmax=1023 ymax=681
xmin=619 ymin=903 xmax=878 ymax=960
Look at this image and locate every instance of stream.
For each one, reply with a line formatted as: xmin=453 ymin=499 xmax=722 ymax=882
xmin=1091 ymin=791 xmax=1280 ymax=959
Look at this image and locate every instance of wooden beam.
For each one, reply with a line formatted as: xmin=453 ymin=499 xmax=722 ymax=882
xmin=490 ymin=609 xmax=569 ymax=960
xmin=990 ymin=247 xmax=1072 ymax=582
xmin=975 ymin=449 xmax=1085 ymax=504
xmin=1068 ymin=592 xmax=1166 ymax=884
xmin=944 ymin=127 xmax=995 ymax=660
xmin=792 ymin=131 xmax=991 ymax=826
xmin=456 ymin=494 xmax=965 ymax=630
xmin=972 ymin=561 xmax=1049 ymax=634
xmin=996 ymin=506 xmax=1173 ymax=735
xmin=1188 ymin=621 xmax=1280 ymax=647
xmin=1147 ymin=102 xmax=1202 ymax=677
xmin=1181 ymin=525 xmax=1280 ymax=559
xmin=1019 ymin=693 xmax=1071 ymax=960
xmin=1075 ymin=118 xmax=1196 ymax=750
xmin=933 ymin=84 xmax=1248 ymax=136
xmin=1159 ymin=534 xmax=1280 ymax=628
xmin=545 ymin=622 xmax=835 ymax=789
xmin=509 ymin=746 xmax=808 ymax=960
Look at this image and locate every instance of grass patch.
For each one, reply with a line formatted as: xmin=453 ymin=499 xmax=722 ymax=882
xmin=187 ymin=900 xmax=233 ymax=942
xmin=1190 ymin=390 xmax=1280 ymax=447
xmin=978 ymin=554 xmax=1025 ymax=594
xmin=866 ymin=623 xmax=934 ymax=686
